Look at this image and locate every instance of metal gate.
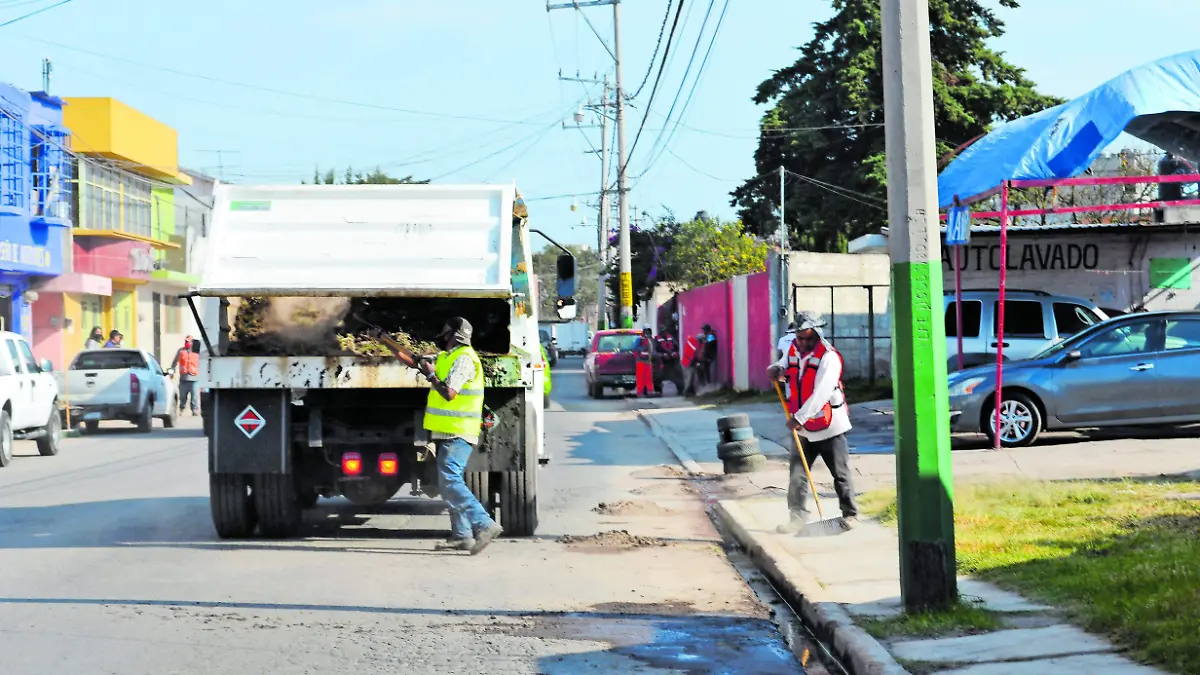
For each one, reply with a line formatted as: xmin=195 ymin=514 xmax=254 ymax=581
xmin=792 ymin=284 xmax=891 ymax=383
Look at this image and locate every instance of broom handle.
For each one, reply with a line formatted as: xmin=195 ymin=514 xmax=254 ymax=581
xmin=774 ymin=380 xmax=825 ymax=519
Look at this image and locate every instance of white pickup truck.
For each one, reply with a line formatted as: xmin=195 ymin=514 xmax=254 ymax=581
xmin=60 ymin=349 xmax=178 ymax=434
xmin=0 ymin=330 xmax=62 ymax=467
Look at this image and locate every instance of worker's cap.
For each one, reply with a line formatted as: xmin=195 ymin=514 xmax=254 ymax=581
xmin=184 ymin=335 xmax=193 ymax=342
xmin=440 ymin=317 xmax=473 ymax=345
xmin=795 ymin=311 xmax=827 ymax=333
xmin=642 ymin=324 xmax=651 ymax=331
xmin=702 ymin=323 xmax=712 ymax=332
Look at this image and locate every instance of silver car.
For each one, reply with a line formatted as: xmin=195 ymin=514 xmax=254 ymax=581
xmin=948 ymin=310 xmax=1200 ymax=446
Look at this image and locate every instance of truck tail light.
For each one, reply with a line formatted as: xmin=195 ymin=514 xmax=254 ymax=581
xmin=341 ymin=452 xmax=362 ymax=476
xmin=129 ymin=373 xmax=140 ymax=396
xmin=378 ymin=453 xmax=398 ymax=476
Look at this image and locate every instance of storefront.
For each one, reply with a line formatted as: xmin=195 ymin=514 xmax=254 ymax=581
xmin=0 ymin=219 xmax=65 ymax=338
xmin=70 ymin=237 xmax=152 ymax=344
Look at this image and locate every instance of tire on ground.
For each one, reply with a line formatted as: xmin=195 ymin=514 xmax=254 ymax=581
xmin=84 ymin=420 xmax=99 ymax=434
xmin=723 ymin=454 xmax=768 ymax=474
xmin=0 ymin=410 xmax=12 ymax=468
xmin=162 ymin=398 xmax=177 ymax=429
xmin=982 ymin=390 xmax=1043 ymax=448
xmin=253 ymin=473 xmax=302 ymax=538
xmin=466 ymin=470 xmax=493 ymax=519
xmin=36 ymin=408 xmax=61 ymax=457
xmin=716 ymin=438 xmax=761 ymax=460
xmin=716 ymin=413 xmax=751 ymax=432
xmin=499 ymin=468 xmax=537 ymax=537
xmin=210 ymin=473 xmax=257 ymax=538
xmin=721 ymin=426 xmax=755 ymax=443
xmin=136 ymin=401 xmax=154 ymax=433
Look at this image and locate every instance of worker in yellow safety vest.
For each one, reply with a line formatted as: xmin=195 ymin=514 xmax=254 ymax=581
xmin=379 ymin=317 xmax=503 ymax=555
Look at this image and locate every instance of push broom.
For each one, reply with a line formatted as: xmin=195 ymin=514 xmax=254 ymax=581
xmin=773 ymin=380 xmax=850 ymax=537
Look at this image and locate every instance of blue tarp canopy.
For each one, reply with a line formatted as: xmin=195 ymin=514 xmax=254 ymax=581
xmin=937 ymin=49 xmax=1200 ymax=208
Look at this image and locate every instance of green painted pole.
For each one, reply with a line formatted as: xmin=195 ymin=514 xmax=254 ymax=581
xmin=882 ymin=0 xmax=957 ymax=611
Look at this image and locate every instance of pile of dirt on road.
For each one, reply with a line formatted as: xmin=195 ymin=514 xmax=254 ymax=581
xmin=592 ymin=500 xmax=676 ymax=516
xmin=556 ymin=530 xmax=669 ymax=549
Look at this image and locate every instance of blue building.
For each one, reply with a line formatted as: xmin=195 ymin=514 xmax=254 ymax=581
xmin=0 ymin=82 xmax=72 ymax=339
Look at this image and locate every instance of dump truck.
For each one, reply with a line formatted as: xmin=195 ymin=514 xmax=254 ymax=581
xmin=188 ymin=184 xmax=575 ymax=539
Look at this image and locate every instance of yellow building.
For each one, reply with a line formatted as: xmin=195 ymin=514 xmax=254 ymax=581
xmin=38 ymin=97 xmax=195 ymax=369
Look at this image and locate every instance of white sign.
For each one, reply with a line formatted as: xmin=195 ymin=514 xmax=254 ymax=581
xmin=946 ymin=207 xmax=971 ymax=246
xmin=130 ymin=248 xmax=156 ymax=273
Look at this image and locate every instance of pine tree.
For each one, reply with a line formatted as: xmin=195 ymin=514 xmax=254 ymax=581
xmin=731 ymin=0 xmax=1062 ymax=252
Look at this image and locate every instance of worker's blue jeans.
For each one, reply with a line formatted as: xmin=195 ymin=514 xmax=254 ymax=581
xmin=435 ymin=437 xmax=495 ymax=540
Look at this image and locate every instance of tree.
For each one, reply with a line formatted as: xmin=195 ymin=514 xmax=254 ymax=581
xmin=533 ymin=244 xmax=599 ymax=323
xmin=305 ymin=166 xmax=429 ymax=185
xmin=663 ymin=216 xmax=770 ymax=290
xmin=604 ymin=216 xmax=680 ymax=321
xmin=731 ymin=0 xmax=1062 ymax=253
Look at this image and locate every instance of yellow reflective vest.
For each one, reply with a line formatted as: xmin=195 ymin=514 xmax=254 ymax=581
xmin=423 ymin=346 xmax=485 ymax=438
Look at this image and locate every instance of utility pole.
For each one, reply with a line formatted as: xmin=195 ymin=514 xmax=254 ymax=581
xmin=548 ymin=0 xmax=632 ymax=328
xmin=882 ymin=0 xmax=956 ymax=611
xmin=779 ymin=165 xmax=788 ymax=322
xmin=41 ymin=58 xmax=52 ymax=92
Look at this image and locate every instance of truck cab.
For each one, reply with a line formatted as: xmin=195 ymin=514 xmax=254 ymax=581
xmin=192 ymin=184 xmax=562 ymax=539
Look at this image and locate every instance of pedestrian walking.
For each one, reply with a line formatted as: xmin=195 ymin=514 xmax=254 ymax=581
xmin=376 ymin=317 xmax=503 ymax=555
xmin=170 ymin=336 xmax=201 ymax=415
xmin=767 ymin=311 xmax=858 ymax=533
xmin=633 ymin=325 xmax=656 ymax=398
xmin=84 ymin=326 xmax=104 ymax=350
xmin=103 ymin=330 xmax=123 ymax=348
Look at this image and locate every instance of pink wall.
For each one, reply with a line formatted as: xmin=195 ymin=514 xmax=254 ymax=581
xmin=31 ymin=293 xmax=64 ymax=368
xmin=677 ymin=280 xmax=733 ymax=388
xmin=746 ymin=271 xmax=774 ymax=390
xmin=74 ymin=238 xmax=152 ymax=281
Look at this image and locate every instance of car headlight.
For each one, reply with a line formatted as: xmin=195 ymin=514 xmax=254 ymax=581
xmin=948 ymin=376 xmax=987 ymax=397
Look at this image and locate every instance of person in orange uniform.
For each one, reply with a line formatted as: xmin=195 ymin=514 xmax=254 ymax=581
xmin=170 ymin=336 xmax=201 ymax=416
xmin=767 ymin=312 xmax=858 ymax=533
xmin=633 ymin=325 xmax=656 ymax=398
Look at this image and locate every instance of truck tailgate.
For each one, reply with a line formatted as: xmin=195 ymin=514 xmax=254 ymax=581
xmin=62 ymin=371 xmax=131 ymax=406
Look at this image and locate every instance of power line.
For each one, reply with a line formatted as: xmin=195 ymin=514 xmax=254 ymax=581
xmin=427 ymin=121 xmax=560 ymax=182
xmin=13 ymin=34 xmax=559 ymax=126
xmin=0 ymin=0 xmax=74 ymax=28
xmin=630 ymin=0 xmax=675 ymax=100
xmin=623 ymin=0 xmax=687 ymax=170
xmin=637 ymin=0 xmax=715 ymax=169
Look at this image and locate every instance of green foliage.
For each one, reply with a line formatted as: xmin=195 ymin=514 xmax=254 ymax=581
xmin=605 ymin=216 xmax=681 ymax=321
xmin=533 ymin=244 xmax=599 ymax=322
xmin=731 ymin=0 xmax=1062 ymax=252
xmin=663 ymin=216 xmax=769 ymax=291
xmin=305 ymin=166 xmax=429 ymax=185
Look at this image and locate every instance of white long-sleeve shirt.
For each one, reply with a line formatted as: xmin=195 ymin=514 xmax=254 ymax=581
xmin=772 ymin=339 xmax=852 ymax=442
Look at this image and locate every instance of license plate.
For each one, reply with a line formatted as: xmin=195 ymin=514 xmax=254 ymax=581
xmin=83 ymin=412 xmax=101 ymax=421
xmin=620 ymin=376 xmax=636 ymax=384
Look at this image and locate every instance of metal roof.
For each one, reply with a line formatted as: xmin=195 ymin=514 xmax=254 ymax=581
xmin=879 ymin=221 xmax=1200 ymax=236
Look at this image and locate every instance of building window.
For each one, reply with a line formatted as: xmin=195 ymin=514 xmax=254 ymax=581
xmin=0 ymin=104 xmax=25 ymax=213
xmin=77 ymin=162 xmax=153 ymax=236
xmin=164 ymin=296 xmax=182 ymax=333
xmin=31 ymin=124 xmax=73 ymax=222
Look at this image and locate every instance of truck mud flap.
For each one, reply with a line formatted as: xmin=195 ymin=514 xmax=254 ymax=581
xmin=209 ymin=390 xmax=291 ymax=474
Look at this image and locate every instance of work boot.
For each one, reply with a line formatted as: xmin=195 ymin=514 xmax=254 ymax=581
xmin=775 ymin=512 xmax=813 ymax=534
xmin=434 ymin=537 xmax=474 ymax=552
xmin=842 ymin=516 xmax=859 ymax=530
xmin=469 ymin=522 xmax=504 ymax=555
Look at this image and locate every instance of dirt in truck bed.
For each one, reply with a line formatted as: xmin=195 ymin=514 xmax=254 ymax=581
xmin=227 ymin=297 xmax=510 ymax=357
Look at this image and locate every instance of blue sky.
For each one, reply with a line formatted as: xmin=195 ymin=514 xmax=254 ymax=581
xmin=1 ymin=0 xmax=1198 ymax=247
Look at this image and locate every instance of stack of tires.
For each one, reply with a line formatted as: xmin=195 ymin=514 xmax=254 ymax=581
xmin=716 ymin=414 xmax=767 ymax=474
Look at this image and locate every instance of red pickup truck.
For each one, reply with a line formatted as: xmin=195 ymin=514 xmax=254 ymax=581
xmin=584 ymin=329 xmax=681 ymax=398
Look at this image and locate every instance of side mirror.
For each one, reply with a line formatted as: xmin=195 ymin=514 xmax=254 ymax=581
xmin=40 ymin=359 xmax=53 ymax=372
xmin=1063 ymin=350 xmax=1083 ymax=363
xmin=556 ymin=253 xmax=577 ymax=299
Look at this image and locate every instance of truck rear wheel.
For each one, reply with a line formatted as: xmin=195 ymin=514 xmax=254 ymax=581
xmin=254 ymin=474 xmax=302 ymax=538
xmin=466 ymin=471 xmax=493 ymax=518
xmin=210 ymin=474 xmax=257 ymax=539
xmin=136 ymin=401 xmax=153 ymax=433
xmin=499 ymin=467 xmax=537 ymax=537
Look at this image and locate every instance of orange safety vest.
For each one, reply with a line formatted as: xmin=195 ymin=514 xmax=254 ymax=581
xmin=178 ymin=349 xmax=199 ymax=377
xmin=681 ymin=335 xmax=700 ymax=368
xmin=785 ymin=340 xmax=845 ymax=431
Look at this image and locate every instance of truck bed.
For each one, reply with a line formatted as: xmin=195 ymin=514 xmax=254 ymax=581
xmin=207 ymin=354 xmax=529 ymax=389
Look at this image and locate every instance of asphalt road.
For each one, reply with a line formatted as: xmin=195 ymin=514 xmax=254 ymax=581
xmin=0 ymin=360 xmax=805 ymax=674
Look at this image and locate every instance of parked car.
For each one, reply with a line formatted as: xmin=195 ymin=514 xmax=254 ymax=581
xmin=59 ymin=349 xmax=178 ymax=434
xmin=948 ymin=310 xmax=1200 ymax=447
xmin=0 ymin=331 xmax=62 ymax=466
xmin=539 ymin=329 xmax=558 ymax=367
xmin=584 ymin=329 xmax=680 ymax=398
xmin=944 ymin=289 xmax=1107 ymax=371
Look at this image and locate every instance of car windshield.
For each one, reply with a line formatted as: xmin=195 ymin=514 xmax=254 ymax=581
xmin=595 ymin=334 xmax=640 ymax=352
xmin=72 ymin=351 xmax=148 ymax=370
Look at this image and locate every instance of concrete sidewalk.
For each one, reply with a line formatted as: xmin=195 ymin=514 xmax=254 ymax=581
xmin=637 ymin=399 xmax=1171 ymax=675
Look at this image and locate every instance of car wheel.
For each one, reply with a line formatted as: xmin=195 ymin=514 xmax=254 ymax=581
xmin=136 ymin=401 xmax=154 ymax=433
xmin=162 ymin=397 xmax=178 ymax=429
xmin=0 ymin=410 xmax=12 ymax=467
xmin=36 ymin=408 xmax=62 ymax=457
xmin=84 ymin=420 xmax=99 ymax=434
xmin=984 ymin=391 xmax=1042 ymax=448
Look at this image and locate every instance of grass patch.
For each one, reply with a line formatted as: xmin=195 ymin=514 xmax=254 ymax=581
xmin=861 ymin=479 xmax=1200 ymax=673
xmin=861 ymin=599 xmax=1002 ymax=639
xmin=692 ymin=388 xmax=778 ymax=407
xmin=841 ymin=378 xmax=893 ymax=403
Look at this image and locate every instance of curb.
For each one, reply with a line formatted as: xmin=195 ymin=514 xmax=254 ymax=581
xmin=637 ymin=408 xmax=706 ymax=475
xmin=715 ymin=500 xmax=910 ymax=675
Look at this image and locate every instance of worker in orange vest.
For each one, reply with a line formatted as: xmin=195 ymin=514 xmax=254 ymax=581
xmin=767 ymin=312 xmax=858 ymax=533
xmin=680 ymin=332 xmax=701 ymax=396
xmin=171 ymin=336 xmax=201 ymax=416
xmin=633 ymin=325 xmax=656 ymax=398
